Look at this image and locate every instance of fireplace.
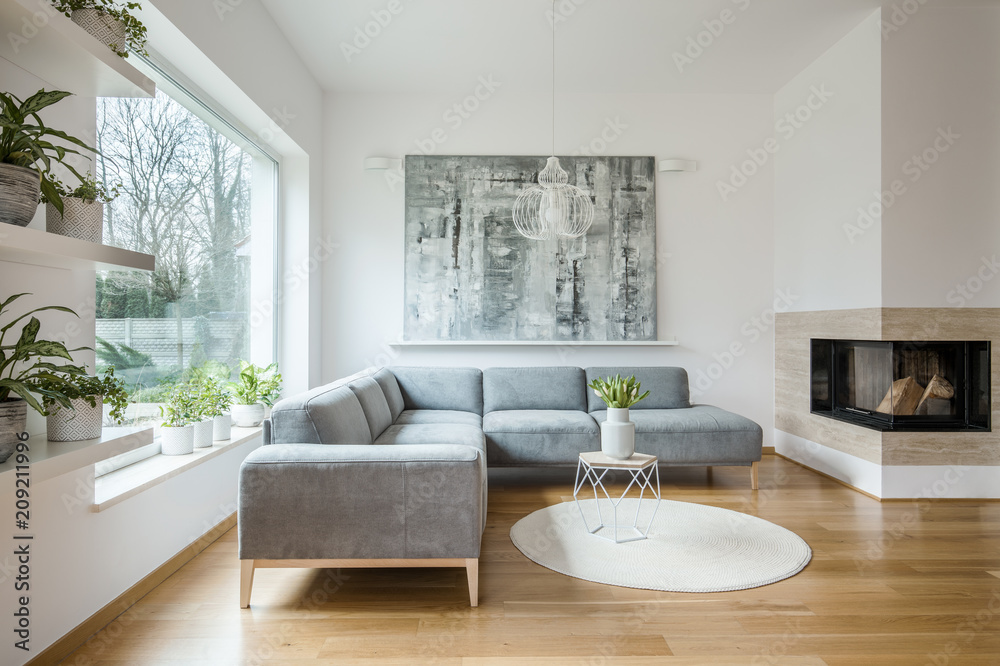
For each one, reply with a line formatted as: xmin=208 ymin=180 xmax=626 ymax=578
xmin=810 ymin=339 xmax=991 ymax=431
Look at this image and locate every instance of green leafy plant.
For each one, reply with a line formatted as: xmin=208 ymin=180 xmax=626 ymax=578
xmin=0 ymin=89 xmax=99 ymax=217
xmin=96 ymin=337 xmax=153 ymax=370
xmin=159 ymin=383 xmax=196 ymax=428
xmin=38 ymin=367 xmax=130 ymax=423
xmin=195 ymin=376 xmax=233 ymax=419
xmin=40 ymin=172 xmax=120 ymax=209
xmin=588 ymin=374 xmax=650 ymax=409
xmin=229 ymin=361 xmax=281 ymax=406
xmin=0 ymin=293 xmax=88 ymax=415
xmin=50 ymin=1 xmax=148 ymax=58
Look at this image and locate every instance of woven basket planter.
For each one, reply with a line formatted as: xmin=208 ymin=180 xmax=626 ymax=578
xmin=71 ymin=8 xmax=127 ymax=54
xmin=46 ymin=398 xmax=103 ymax=442
xmin=0 ymin=400 xmax=28 ymax=464
xmin=46 ymin=199 xmax=104 ymax=243
xmin=0 ymin=164 xmax=40 ymax=227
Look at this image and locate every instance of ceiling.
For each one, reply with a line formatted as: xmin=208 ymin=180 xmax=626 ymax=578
xmin=259 ymin=0 xmax=895 ymax=94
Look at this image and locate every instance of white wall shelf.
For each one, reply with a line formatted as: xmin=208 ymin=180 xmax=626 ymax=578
xmin=0 ymin=0 xmax=155 ymax=98
xmin=0 ymin=426 xmax=153 ymax=486
xmin=390 ymin=340 xmax=680 ymax=347
xmin=0 ymin=224 xmax=154 ymax=272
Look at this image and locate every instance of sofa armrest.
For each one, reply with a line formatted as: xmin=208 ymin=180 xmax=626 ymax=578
xmin=238 ymin=443 xmax=486 ymax=561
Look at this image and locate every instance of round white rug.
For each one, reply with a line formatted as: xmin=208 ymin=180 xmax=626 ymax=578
xmin=509 ymin=499 xmax=812 ymax=593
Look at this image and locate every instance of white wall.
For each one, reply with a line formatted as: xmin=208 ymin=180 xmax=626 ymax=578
xmin=881 ymin=6 xmax=1000 ymax=308
xmin=323 ymin=90 xmax=776 ymax=442
xmin=774 ymin=10 xmax=883 ymax=313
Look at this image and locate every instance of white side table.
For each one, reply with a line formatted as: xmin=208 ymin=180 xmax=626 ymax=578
xmin=573 ymin=451 xmax=661 ymax=544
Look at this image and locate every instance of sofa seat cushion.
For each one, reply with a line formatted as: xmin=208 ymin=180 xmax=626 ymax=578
xmin=374 ymin=423 xmax=485 ymax=454
xmin=592 ymin=406 xmax=763 ymax=465
xmin=394 ymin=409 xmax=483 ymax=428
xmin=482 ymin=410 xmax=599 ymax=466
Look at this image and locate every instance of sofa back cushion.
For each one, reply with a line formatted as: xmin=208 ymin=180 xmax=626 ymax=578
xmin=483 ymin=367 xmax=587 ymax=413
xmin=391 ymin=366 xmax=484 ymax=415
xmin=349 ymin=376 xmax=394 ymax=440
xmin=370 ymin=367 xmax=405 ymax=421
xmin=585 ymin=366 xmax=691 ymax=411
xmin=269 ymin=383 xmax=373 ymax=444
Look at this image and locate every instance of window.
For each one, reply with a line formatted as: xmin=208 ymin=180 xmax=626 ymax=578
xmin=93 ymin=55 xmax=277 ymax=472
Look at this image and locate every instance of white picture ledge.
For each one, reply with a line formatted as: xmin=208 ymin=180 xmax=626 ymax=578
xmin=389 ymin=340 xmax=680 ymax=347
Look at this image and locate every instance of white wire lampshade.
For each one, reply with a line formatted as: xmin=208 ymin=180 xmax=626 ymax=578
xmin=513 ymin=156 xmax=595 ymax=240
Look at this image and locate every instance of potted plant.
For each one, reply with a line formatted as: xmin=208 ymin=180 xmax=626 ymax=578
xmin=50 ymin=1 xmax=148 ymax=58
xmin=0 ymin=294 xmax=88 ymax=462
xmin=588 ymin=374 xmax=650 ymax=460
xmin=196 ymin=376 xmax=234 ymax=441
xmin=0 ymin=89 xmax=98 ymax=227
xmin=41 ymin=173 xmax=120 ymax=243
xmin=40 ymin=368 xmax=129 ymax=442
xmin=229 ymin=361 xmax=281 ymax=428
xmin=159 ymin=384 xmax=196 ymax=455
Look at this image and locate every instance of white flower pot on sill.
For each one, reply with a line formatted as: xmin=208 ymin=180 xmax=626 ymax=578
xmin=160 ymin=423 xmax=194 ymax=456
xmin=46 ymin=397 xmax=103 ymax=442
xmin=601 ymin=407 xmax=635 ymax=460
xmin=213 ymin=413 xmax=232 ymax=441
xmin=231 ymin=403 xmax=265 ymax=428
xmin=193 ymin=418 xmax=214 ymax=449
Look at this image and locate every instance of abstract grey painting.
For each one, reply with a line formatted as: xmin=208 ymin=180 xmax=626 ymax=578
xmin=404 ymin=155 xmax=657 ymax=342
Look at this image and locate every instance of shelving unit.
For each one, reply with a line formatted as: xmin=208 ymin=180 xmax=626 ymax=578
xmin=0 ymin=426 xmax=153 ymax=485
xmin=0 ymin=224 xmax=154 ymax=272
xmin=0 ymin=0 xmax=155 ymax=98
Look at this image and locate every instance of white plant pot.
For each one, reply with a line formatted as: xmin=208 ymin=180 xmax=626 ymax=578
xmin=213 ymin=413 xmax=232 ymax=441
xmin=46 ymin=397 xmax=103 ymax=442
xmin=71 ymin=8 xmax=128 ymax=55
xmin=193 ymin=419 xmax=214 ymax=449
xmin=231 ymin=403 xmax=265 ymax=428
xmin=46 ymin=199 xmax=103 ymax=243
xmin=160 ymin=423 xmax=194 ymax=456
xmin=601 ymin=407 xmax=635 ymax=460
xmin=0 ymin=400 xmax=28 ymax=464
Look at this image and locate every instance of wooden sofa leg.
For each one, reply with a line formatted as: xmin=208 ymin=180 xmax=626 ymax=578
xmin=751 ymin=461 xmax=759 ymax=491
xmin=466 ymin=558 xmax=479 ymax=607
xmin=240 ymin=560 xmax=255 ymax=608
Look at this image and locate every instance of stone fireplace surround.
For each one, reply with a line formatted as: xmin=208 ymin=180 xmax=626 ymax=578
xmin=775 ymin=308 xmax=1000 ymax=499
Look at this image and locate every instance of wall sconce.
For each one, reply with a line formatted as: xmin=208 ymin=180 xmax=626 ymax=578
xmin=658 ymin=159 xmax=698 ymax=173
xmin=364 ymin=157 xmax=402 ymax=170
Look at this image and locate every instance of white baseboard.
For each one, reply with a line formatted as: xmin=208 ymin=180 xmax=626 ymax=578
xmin=775 ymin=430 xmax=1000 ymax=499
xmin=775 ymin=431 xmax=882 ymax=497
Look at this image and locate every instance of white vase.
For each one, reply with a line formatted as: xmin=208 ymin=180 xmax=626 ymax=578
xmin=160 ymin=424 xmax=194 ymax=455
xmin=193 ymin=419 xmax=214 ymax=449
xmin=601 ymin=407 xmax=635 ymax=460
xmin=231 ymin=403 xmax=265 ymax=428
xmin=71 ymin=8 xmax=128 ymax=55
xmin=46 ymin=199 xmax=103 ymax=243
xmin=213 ymin=413 xmax=232 ymax=441
xmin=46 ymin=397 xmax=103 ymax=442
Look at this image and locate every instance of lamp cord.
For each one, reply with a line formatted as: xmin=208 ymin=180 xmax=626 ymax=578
xmin=551 ymin=0 xmax=555 ymax=157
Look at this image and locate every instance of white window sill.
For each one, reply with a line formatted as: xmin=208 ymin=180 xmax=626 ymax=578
xmin=92 ymin=427 xmax=263 ymax=512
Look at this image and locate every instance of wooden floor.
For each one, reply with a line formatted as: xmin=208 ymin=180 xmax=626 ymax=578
xmin=65 ymin=456 xmax=1000 ymax=665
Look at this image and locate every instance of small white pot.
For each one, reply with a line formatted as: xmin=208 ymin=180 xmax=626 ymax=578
xmin=231 ymin=403 xmax=265 ymax=428
xmin=47 ymin=397 xmax=103 ymax=442
xmin=193 ymin=418 xmax=214 ymax=449
xmin=600 ymin=407 xmax=635 ymax=460
xmin=71 ymin=8 xmax=128 ymax=55
xmin=160 ymin=423 xmax=194 ymax=456
xmin=213 ymin=413 xmax=232 ymax=441
xmin=46 ymin=199 xmax=103 ymax=243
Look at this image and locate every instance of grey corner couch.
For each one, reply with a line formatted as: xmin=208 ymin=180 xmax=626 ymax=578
xmin=238 ymin=365 xmax=762 ymax=608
